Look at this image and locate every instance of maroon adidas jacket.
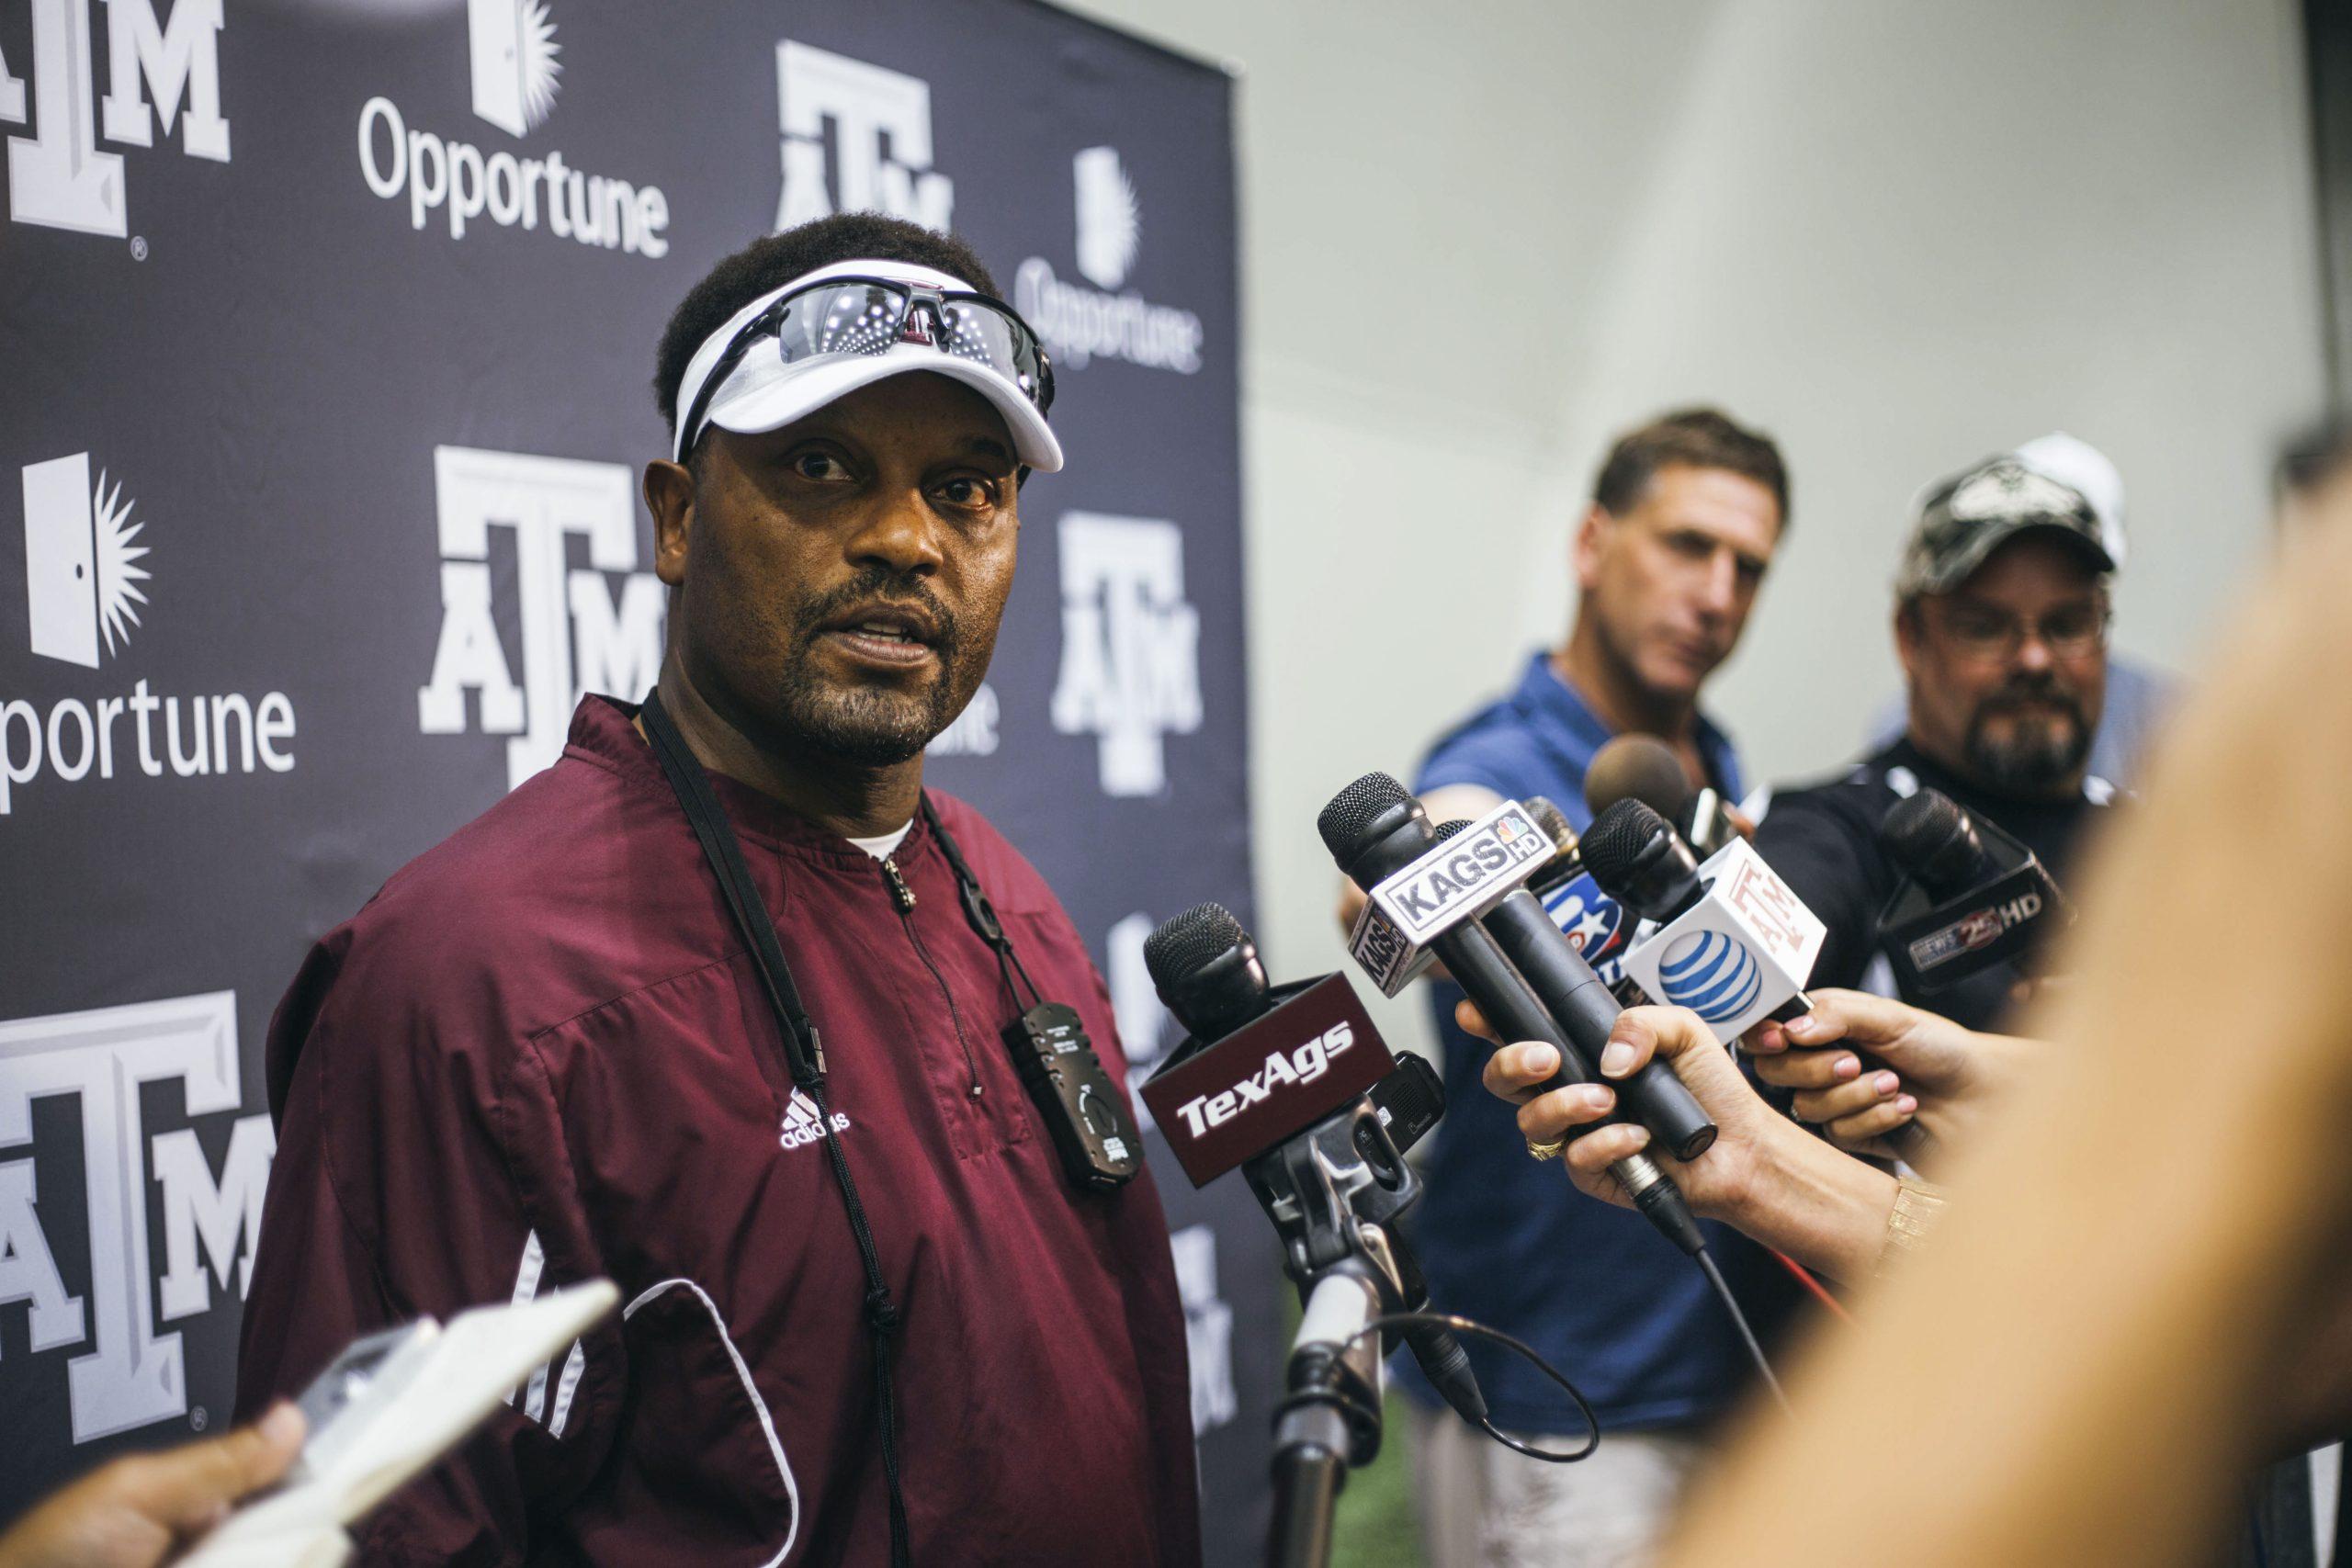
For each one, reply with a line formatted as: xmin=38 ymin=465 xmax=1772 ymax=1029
xmin=234 ymin=696 xmax=1202 ymax=1566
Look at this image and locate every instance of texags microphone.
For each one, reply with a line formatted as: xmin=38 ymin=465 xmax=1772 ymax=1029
xmin=1581 ymin=799 xmax=1826 ymax=1045
xmin=1318 ymin=773 xmax=1709 ymax=1255
xmin=1875 ymin=789 xmax=2070 ymax=994
xmin=1140 ymin=903 xmax=1480 ymax=1422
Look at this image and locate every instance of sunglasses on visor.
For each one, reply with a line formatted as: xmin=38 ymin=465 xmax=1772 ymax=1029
xmin=674 ymin=276 xmax=1057 ymax=462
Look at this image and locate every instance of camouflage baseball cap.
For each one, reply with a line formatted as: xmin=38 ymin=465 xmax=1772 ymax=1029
xmin=1895 ymin=438 xmax=2124 ymax=600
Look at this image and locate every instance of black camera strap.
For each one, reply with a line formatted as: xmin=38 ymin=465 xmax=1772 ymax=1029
xmin=638 ymin=689 xmax=910 ymax=1568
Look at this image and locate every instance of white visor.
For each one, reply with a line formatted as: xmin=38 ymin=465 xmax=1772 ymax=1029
xmin=669 ymin=256 xmax=1063 ymax=472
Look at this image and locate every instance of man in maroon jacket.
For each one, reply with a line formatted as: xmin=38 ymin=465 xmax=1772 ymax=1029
xmin=234 ymin=215 xmax=1203 ymax=1566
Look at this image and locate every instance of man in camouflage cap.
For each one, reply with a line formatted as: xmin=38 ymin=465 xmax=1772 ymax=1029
xmin=1752 ymin=434 xmax=2126 ymax=1032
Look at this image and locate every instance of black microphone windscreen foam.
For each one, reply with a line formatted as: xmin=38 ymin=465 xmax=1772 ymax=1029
xmin=1431 ymin=819 xmax=1469 ymax=840
xmin=1878 ymin=790 xmax=1985 ymax=893
xmin=1317 ymin=772 xmax=1412 ymax=863
xmin=1145 ymin=902 xmax=1247 ymax=989
xmin=1578 ymin=797 xmax=1670 ymax=896
xmin=1584 ymin=735 xmax=1690 ymax=820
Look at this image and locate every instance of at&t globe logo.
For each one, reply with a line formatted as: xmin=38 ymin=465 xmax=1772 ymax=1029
xmin=1657 ymin=930 xmax=1761 ymax=1024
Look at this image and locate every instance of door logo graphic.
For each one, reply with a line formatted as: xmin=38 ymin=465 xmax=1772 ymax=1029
xmin=24 ymin=453 xmax=150 ymax=669
xmin=470 ymin=0 xmax=562 ymax=137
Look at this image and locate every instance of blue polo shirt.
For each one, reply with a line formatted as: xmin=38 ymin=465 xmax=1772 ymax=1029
xmin=1394 ymin=652 xmax=1805 ymax=1432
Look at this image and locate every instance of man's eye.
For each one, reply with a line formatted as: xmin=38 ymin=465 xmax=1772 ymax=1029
xmin=793 ymin=453 xmax=850 ymax=481
xmin=936 ymin=477 xmax=998 ymax=508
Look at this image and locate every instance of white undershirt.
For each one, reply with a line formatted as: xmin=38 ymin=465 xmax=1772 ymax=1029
xmin=845 ymin=821 xmax=914 ymax=861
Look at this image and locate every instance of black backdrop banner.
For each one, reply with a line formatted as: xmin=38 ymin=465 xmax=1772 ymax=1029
xmin=0 ymin=0 xmax=1271 ymax=1551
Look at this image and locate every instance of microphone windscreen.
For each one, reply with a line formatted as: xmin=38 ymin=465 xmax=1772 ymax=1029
xmin=1585 ymin=735 xmax=1690 ymax=820
xmin=1145 ymin=902 xmax=1248 ymax=989
xmin=1578 ymin=797 xmax=1671 ymax=897
xmin=1878 ymin=789 xmax=1988 ymax=894
xmin=1317 ymin=772 xmax=1413 ymax=863
xmin=1431 ymin=819 xmax=1470 ymax=841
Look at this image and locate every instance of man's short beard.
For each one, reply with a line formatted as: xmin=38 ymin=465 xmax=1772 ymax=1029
xmin=769 ymin=667 xmax=962 ymax=766
xmin=763 ymin=569 xmax=969 ymax=767
xmin=1964 ymin=685 xmax=2090 ymax=795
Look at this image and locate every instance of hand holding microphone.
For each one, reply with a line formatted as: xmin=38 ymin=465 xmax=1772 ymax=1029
xmin=1465 ymin=998 xmax=1901 ymax=1285
xmin=1319 ymin=773 xmax=1713 ymax=1256
xmin=1747 ymin=989 xmax=2039 ymax=1162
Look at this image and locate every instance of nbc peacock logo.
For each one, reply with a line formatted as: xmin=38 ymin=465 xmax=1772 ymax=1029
xmin=1657 ymin=930 xmax=1762 ymax=1024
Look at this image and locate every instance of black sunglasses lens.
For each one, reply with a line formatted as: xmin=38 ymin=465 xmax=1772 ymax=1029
xmin=777 ymin=284 xmax=909 ymax=363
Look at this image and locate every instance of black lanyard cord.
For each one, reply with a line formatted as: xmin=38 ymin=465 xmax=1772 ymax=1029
xmin=639 ymin=690 xmax=911 ymax=1568
xmin=917 ymin=794 xmax=1043 ymax=1010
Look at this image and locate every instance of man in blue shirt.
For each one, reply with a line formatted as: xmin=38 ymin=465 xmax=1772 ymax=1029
xmin=1388 ymin=409 xmax=1805 ymax=1568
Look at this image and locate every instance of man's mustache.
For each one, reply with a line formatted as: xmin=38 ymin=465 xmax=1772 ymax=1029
xmin=795 ymin=570 xmax=960 ymax=654
xmin=1976 ymin=677 xmax=2082 ymax=724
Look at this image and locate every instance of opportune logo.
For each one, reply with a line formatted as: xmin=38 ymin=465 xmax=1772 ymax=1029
xmin=1049 ymin=513 xmax=1202 ymax=797
xmin=1 ymin=0 xmax=230 ymax=237
xmin=416 ymin=446 xmax=665 ymax=792
xmin=1657 ymin=930 xmax=1762 ymax=1024
xmin=355 ymin=0 xmax=668 ymax=255
xmin=470 ymin=0 xmax=560 ymax=137
xmin=774 ymin=40 xmax=952 ymax=231
xmin=1015 ymin=146 xmax=1203 ymax=374
xmin=0 ymin=991 xmax=275 ymax=1444
xmin=8 ymin=452 xmax=297 ymax=816
xmin=1075 ymin=145 xmax=1138 ymax=288
xmin=778 ymin=1088 xmax=850 ymax=1151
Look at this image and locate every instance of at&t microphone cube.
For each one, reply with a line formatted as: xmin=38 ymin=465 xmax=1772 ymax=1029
xmin=1619 ymin=837 xmax=1826 ymax=1043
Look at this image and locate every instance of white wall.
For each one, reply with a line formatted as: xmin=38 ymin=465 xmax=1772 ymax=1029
xmin=1057 ymin=0 xmax=2326 ymax=1055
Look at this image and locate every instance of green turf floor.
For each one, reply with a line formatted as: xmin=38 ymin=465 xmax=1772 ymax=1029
xmin=1326 ymin=1386 xmax=1427 ymax=1568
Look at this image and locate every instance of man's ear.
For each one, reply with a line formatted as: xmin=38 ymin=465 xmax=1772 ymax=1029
xmin=644 ymin=459 xmax=695 ymax=587
xmin=1573 ymin=504 xmax=1613 ymax=592
xmin=1894 ymin=599 xmax=1925 ymax=684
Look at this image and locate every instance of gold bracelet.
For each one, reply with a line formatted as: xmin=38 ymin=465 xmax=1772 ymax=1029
xmin=1877 ymin=1174 xmax=1950 ymax=1276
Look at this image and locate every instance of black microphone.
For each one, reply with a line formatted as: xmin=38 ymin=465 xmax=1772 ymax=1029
xmin=1317 ymin=773 xmax=1708 ymax=1257
xmin=1580 ymin=796 xmax=1835 ymax=1045
xmin=1427 ymin=820 xmax=1716 ymax=1160
xmin=1585 ymin=734 xmax=1737 ymax=859
xmin=1584 ymin=734 xmax=1688 ymax=819
xmin=1140 ymin=904 xmax=1487 ymax=1426
xmin=1876 ymin=789 xmax=2071 ymax=994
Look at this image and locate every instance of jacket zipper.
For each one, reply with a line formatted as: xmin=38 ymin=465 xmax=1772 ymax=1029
xmin=881 ymin=857 xmax=985 ymax=1099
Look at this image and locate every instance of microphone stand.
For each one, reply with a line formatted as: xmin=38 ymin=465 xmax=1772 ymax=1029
xmin=1251 ymin=1101 xmax=1420 ymax=1568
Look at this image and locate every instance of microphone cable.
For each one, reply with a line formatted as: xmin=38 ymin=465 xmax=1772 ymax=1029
xmin=1350 ymin=1311 xmax=1599 ymax=1463
xmin=1695 ymin=1247 xmax=1791 ymax=1416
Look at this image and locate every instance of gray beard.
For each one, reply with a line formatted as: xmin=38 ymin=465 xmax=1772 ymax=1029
xmin=1963 ymin=704 xmax=2090 ymax=795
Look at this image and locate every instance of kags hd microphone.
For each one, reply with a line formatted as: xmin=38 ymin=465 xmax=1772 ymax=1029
xmin=1581 ymin=799 xmax=1827 ymax=1044
xmin=1876 ymin=788 xmax=2071 ymax=994
xmin=1423 ymin=819 xmax=1717 ymax=1160
xmin=1319 ymin=773 xmax=1709 ymax=1256
xmin=1139 ymin=904 xmax=1480 ymax=1422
